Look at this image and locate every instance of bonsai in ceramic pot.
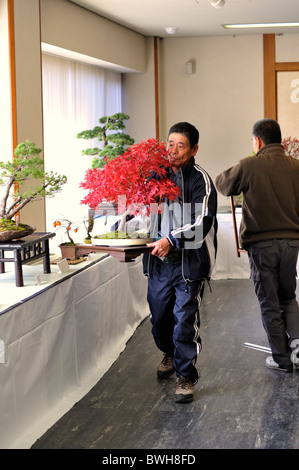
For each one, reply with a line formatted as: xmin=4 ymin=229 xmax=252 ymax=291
xmin=80 ymin=138 xmax=181 ymax=244
xmin=53 ymin=218 xmax=79 ymax=260
xmin=0 ymin=140 xmax=67 ymax=241
xmin=77 ymin=113 xmax=135 ymax=237
xmin=53 ymin=216 xmax=93 ymax=260
xmin=282 ymin=136 xmax=299 ymax=159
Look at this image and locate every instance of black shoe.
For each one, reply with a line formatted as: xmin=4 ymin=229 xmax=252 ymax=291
xmin=174 ymin=376 xmax=194 ymax=403
xmin=157 ymin=354 xmax=175 ymax=379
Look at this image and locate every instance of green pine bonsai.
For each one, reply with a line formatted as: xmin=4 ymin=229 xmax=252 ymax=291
xmin=0 ymin=140 xmax=67 ymax=233
xmin=77 ymin=112 xmax=134 ymax=168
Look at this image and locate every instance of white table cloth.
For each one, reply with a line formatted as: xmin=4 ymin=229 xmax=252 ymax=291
xmin=0 ymin=254 xmax=149 ymax=449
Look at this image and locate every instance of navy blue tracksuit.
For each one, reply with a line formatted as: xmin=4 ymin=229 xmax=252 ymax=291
xmin=143 ymin=157 xmax=217 ymax=383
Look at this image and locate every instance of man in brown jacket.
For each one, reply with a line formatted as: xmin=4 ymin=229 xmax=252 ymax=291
xmin=215 ymin=118 xmax=299 ymax=372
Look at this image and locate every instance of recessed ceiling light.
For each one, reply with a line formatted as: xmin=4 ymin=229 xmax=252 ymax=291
xmin=165 ymin=27 xmax=178 ymax=35
xmin=210 ymin=0 xmax=225 ymax=8
xmin=223 ymin=22 xmax=299 ymax=30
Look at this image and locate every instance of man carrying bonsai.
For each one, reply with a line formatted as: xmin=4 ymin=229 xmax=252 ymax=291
xmin=143 ymin=121 xmax=218 ymax=403
xmin=215 ymin=118 xmax=299 ymax=372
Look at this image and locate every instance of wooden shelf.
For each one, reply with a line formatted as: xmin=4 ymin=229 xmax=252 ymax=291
xmin=76 ymin=243 xmax=153 ymax=262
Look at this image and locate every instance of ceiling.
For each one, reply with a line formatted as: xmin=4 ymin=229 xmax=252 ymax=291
xmin=69 ymin=0 xmax=299 ymax=38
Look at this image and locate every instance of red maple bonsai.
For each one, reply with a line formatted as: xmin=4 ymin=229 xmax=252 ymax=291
xmin=282 ymin=136 xmax=299 ymax=159
xmin=80 ymin=138 xmax=181 ymax=233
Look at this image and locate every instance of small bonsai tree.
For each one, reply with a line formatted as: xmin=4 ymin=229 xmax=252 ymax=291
xmin=53 ymin=214 xmax=93 ymax=245
xmin=282 ymin=136 xmax=299 ymax=159
xmin=77 ymin=112 xmax=135 ymax=168
xmin=80 ymin=138 xmax=181 ymax=233
xmin=0 ymin=140 xmax=67 ymax=231
xmin=53 ymin=218 xmax=78 ymax=244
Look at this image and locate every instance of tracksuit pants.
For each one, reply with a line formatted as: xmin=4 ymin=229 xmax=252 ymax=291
xmin=146 ymin=256 xmax=204 ymax=383
xmin=248 ymin=239 xmax=299 ymax=367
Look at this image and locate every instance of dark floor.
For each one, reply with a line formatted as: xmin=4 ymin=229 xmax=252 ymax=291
xmin=31 ymin=279 xmax=299 ymax=450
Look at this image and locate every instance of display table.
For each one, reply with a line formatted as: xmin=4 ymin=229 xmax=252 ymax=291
xmin=0 ymin=232 xmax=55 ymax=287
xmin=0 ymin=254 xmax=149 ymax=449
xmin=214 ymin=207 xmax=250 ymax=279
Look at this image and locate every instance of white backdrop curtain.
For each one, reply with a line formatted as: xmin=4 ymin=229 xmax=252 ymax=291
xmin=42 ymin=53 xmax=122 ymax=253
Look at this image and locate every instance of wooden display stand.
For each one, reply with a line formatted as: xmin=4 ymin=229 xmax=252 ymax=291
xmin=230 ymin=196 xmax=247 ymax=257
xmin=0 ymin=232 xmax=55 ymax=287
xmin=76 ymin=243 xmax=153 ymax=263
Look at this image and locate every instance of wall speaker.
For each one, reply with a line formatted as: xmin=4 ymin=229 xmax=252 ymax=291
xmin=185 ymin=61 xmax=195 ymax=75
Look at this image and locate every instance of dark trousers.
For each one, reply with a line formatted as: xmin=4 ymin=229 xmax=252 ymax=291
xmin=147 ymin=257 xmax=204 ymax=382
xmin=248 ymin=239 xmax=299 ymax=367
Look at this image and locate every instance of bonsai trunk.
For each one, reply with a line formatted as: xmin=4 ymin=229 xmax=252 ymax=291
xmin=117 ymin=211 xmax=129 ymax=232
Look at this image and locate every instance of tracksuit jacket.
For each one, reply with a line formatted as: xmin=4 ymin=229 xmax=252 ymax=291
xmin=215 ymin=143 xmax=299 ymax=249
xmin=143 ymin=156 xmax=218 ymax=283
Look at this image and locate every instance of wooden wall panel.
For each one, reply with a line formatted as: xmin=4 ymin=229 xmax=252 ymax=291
xmin=263 ymin=34 xmax=276 ymax=119
xmin=263 ymin=34 xmax=299 ymax=120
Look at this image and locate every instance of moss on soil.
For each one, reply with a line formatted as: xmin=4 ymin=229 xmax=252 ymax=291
xmin=93 ymin=231 xmax=149 ymax=239
xmin=0 ymin=219 xmax=33 ymax=232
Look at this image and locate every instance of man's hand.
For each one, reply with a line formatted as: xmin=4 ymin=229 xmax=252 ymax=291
xmin=147 ymin=237 xmax=171 ymax=258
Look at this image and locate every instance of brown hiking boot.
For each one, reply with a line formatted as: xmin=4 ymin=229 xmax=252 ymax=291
xmin=157 ymin=354 xmax=175 ymax=378
xmin=174 ymin=376 xmax=194 ymax=403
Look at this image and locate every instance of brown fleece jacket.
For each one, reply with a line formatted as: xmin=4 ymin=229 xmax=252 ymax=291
xmin=215 ymin=143 xmax=299 ymax=249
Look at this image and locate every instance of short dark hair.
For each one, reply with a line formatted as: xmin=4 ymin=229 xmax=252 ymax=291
xmin=168 ymin=122 xmax=199 ymax=148
xmin=252 ymin=118 xmax=282 ymax=145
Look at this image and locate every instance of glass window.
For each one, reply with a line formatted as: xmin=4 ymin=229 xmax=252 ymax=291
xmin=42 ymin=53 xmax=122 ymax=252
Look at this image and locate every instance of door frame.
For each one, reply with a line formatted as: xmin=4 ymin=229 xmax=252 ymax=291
xmin=264 ymin=34 xmax=299 ymax=119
